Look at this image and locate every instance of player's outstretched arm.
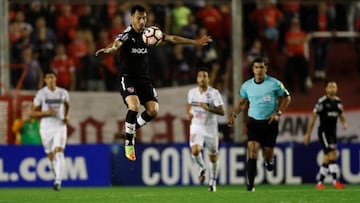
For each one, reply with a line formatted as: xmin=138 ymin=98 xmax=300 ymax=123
xmin=95 ymin=40 xmax=122 ymax=56
xmin=164 ymin=34 xmax=212 ymax=46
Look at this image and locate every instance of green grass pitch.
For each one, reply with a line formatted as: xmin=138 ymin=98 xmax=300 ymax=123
xmin=1 ymin=184 xmax=360 ymax=203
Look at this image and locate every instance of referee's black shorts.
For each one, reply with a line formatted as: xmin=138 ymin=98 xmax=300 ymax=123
xmin=119 ymin=75 xmax=158 ymax=106
xmin=246 ymin=117 xmax=279 ymax=147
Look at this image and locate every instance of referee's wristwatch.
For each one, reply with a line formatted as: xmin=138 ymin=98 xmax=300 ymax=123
xmin=276 ymin=110 xmax=282 ymax=116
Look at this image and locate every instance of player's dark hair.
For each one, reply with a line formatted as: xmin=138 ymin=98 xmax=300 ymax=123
xmin=197 ymin=67 xmax=210 ymax=74
xmin=324 ymin=79 xmax=336 ymax=87
xmin=44 ymin=70 xmax=56 ymax=76
xmin=131 ymin=5 xmax=146 ymax=15
xmin=251 ymin=56 xmax=268 ymax=67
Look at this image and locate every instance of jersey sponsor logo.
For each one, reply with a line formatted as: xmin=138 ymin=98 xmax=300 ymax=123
xmin=191 ymin=102 xmax=210 ymax=106
xmin=327 ymin=111 xmax=339 ymax=117
xmin=131 ymin=48 xmax=148 ymax=54
xmin=45 ymin=99 xmax=63 ymax=104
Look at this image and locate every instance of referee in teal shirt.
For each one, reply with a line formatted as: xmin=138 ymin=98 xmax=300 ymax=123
xmin=228 ymin=56 xmax=291 ymax=191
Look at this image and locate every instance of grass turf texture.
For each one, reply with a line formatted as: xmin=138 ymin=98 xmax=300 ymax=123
xmin=1 ymin=184 xmax=360 ymax=203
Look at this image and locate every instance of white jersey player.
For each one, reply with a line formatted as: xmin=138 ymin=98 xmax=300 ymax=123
xmin=186 ymin=68 xmax=224 ymax=192
xmin=32 ymin=70 xmax=70 ymax=191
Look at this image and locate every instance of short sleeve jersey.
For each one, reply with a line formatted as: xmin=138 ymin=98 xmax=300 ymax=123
xmin=313 ymin=95 xmax=343 ymax=132
xmin=33 ymin=86 xmax=70 ymax=128
xmin=115 ymin=25 xmax=151 ymax=78
xmin=240 ymin=75 xmax=290 ymax=120
xmin=187 ymin=86 xmax=224 ymax=132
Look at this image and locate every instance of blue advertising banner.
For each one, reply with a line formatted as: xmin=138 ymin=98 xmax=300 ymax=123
xmin=110 ymin=142 xmax=360 ymax=186
xmin=0 ymin=144 xmax=110 ymax=187
xmin=1 ymin=143 xmax=359 ymax=187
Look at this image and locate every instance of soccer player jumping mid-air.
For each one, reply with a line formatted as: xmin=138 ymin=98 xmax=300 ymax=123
xmin=95 ymin=5 xmax=212 ymax=161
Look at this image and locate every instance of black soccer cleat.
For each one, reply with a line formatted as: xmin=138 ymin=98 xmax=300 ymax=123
xmin=265 ymin=161 xmax=274 ymax=172
xmin=247 ymin=185 xmax=255 ymax=192
xmin=198 ymin=169 xmax=206 ymax=184
xmin=53 ymin=183 xmax=61 ymax=191
xmin=208 ymin=185 xmax=216 ymax=192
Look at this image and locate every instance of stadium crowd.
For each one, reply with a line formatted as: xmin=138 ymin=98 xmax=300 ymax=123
xmin=8 ymin=0 xmax=357 ymax=94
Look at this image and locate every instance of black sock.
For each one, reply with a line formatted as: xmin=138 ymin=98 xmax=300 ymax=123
xmin=135 ymin=111 xmax=155 ymax=129
xmin=329 ymin=161 xmax=337 ymax=180
xmin=125 ymin=110 xmax=138 ymax=145
xmin=319 ymin=163 xmax=329 ymax=183
xmin=247 ymin=158 xmax=257 ymax=189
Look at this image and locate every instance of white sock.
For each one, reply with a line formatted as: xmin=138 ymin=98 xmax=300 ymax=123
xmin=192 ymin=153 xmax=205 ymax=169
xmin=125 ymin=122 xmax=136 ymax=145
xmin=50 ymin=159 xmax=56 ymax=177
xmin=54 ymin=152 xmax=65 ymax=183
xmin=209 ymin=160 xmax=218 ymax=184
xmin=137 ymin=115 xmax=147 ymax=128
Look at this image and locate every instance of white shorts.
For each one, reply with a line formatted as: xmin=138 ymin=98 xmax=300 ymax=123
xmin=189 ymin=124 xmax=219 ymax=155
xmin=40 ymin=125 xmax=67 ymax=154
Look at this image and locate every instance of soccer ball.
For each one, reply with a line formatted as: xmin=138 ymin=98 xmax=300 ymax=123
xmin=142 ymin=26 xmax=164 ymax=46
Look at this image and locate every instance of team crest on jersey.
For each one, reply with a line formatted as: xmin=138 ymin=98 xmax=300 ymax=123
xmin=263 ymin=95 xmax=271 ymax=101
xmin=127 ymin=87 xmax=135 ymax=93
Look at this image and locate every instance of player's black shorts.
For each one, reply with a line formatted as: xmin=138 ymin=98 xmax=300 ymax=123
xmin=318 ymin=127 xmax=337 ymax=154
xmin=246 ymin=117 xmax=279 ymax=147
xmin=119 ymin=75 xmax=158 ymax=106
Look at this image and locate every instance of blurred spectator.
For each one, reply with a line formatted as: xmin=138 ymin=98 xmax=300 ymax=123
xmin=31 ymin=16 xmax=57 ymax=44
xmin=50 ymin=44 xmax=76 ymax=90
xmin=279 ymin=0 xmax=300 ymax=50
xmin=149 ymin=0 xmax=172 ymax=34
xmin=218 ymin=2 xmax=232 ymax=70
xmin=249 ymin=0 xmax=283 ymax=69
xmin=310 ymin=1 xmax=336 ymax=80
xmin=196 ymin=0 xmax=223 ymax=53
xmin=116 ymin=1 xmax=133 ymax=27
xmin=24 ymin=1 xmax=56 ymax=30
xmin=147 ymin=11 xmax=171 ymax=87
xmin=12 ymin=103 xmax=41 ymax=145
xmin=9 ymin=10 xmax=33 ymax=45
xmin=21 ymin=47 xmax=43 ymax=90
xmin=66 ymin=29 xmax=89 ymax=90
xmin=109 ymin=14 xmax=126 ymax=40
xmin=106 ymin=0 xmax=118 ymax=23
xmin=284 ymin=17 xmax=310 ymax=95
xmin=96 ymin=29 xmax=117 ymax=91
xmin=78 ymin=5 xmax=100 ymax=37
xmin=243 ymin=39 xmax=264 ymax=79
xmin=170 ymin=0 xmax=192 ymax=34
xmin=180 ymin=13 xmax=199 ymax=75
xmin=80 ymin=42 xmax=105 ymax=91
xmin=56 ymin=4 xmax=78 ymax=44
xmin=171 ymin=44 xmax=193 ymax=86
xmin=32 ymin=27 xmax=56 ymax=74
xmin=10 ymin=18 xmax=33 ymax=88
xmin=180 ymin=13 xmax=198 ymax=39
xmin=214 ymin=77 xmax=233 ymax=143
xmin=348 ymin=1 xmax=360 ymax=76
xmin=195 ymin=27 xmax=220 ymax=85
